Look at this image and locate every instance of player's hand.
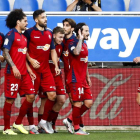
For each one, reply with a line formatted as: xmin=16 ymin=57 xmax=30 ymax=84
xmin=78 ymin=29 xmax=84 ymax=40
xmin=55 ymin=67 xmax=61 ymax=76
xmin=87 ymin=77 xmax=92 ymax=87
xmin=133 ymin=57 xmax=140 ymax=64
xmin=30 ymin=58 xmax=40 ymax=69
xmin=29 ymin=71 xmax=36 ymax=81
xmin=0 ymin=55 xmax=5 ymax=62
xmin=12 ymin=66 xmax=21 ymax=79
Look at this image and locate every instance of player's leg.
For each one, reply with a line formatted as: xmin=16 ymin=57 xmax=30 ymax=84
xmin=14 ymin=74 xmax=35 ymax=134
xmin=3 ymin=74 xmax=20 ymax=135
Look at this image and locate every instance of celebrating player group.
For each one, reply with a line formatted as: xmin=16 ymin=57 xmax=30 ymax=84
xmin=0 ymin=9 xmax=93 ymax=135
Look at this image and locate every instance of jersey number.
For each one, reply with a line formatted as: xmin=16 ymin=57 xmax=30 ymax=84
xmin=11 ymin=84 xmax=18 ymax=91
xmin=78 ymin=87 xmax=84 ymax=99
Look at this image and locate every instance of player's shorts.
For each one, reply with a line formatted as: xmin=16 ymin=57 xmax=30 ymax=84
xmin=69 ymin=82 xmax=83 ymax=102
xmin=4 ymin=73 xmax=35 ymax=99
xmin=39 ymin=74 xmax=66 ymax=98
xmin=32 ymin=69 xmax=56 ymax=95
xmin=65 ymin=83 xmax=71 ymax=94
xmin=138 ymin=83 xmax=140 ymax=93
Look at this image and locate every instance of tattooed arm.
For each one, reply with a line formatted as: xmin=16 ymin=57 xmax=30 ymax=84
xmin=3 ymin=48 xmax=21 ymax=79
xmin=73 ymin=29 xmax=83 ymax=55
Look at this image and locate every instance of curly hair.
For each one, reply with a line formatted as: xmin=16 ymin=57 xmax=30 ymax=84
xmin=6 ymin=9 xmax=26 ymax=29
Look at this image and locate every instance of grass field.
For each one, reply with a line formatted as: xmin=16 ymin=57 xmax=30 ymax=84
xmin=0 ymin=130 xmax=140 ymax=140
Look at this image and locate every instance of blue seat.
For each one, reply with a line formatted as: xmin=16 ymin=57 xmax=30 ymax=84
xmin=13 ymin=0 xmax=39 ymax=11
xmin=0 ymin=0 xmax=10 ymax=11
xmin=129 ymin=0 xmax=140 ymax=11
xmin=42 ymin=0 xmax=67 ymax=11
xmin=101 ymin=0 xmax=125 ymax=11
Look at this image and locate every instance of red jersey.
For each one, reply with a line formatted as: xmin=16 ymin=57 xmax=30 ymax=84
xmin=24 ymin=26 xmax=55 ymax=73
xmin=0 ymin=32 xmax=4 ymax=50
xmin=49 ymin=43 xmax=63 ymax=75
xmin=67 ymin=38 xmax=88 ymax=84
xmin=62 ymin=34 xmax=76 ymax=80
xmin=3 ymin=28 xmax=27 ymax=75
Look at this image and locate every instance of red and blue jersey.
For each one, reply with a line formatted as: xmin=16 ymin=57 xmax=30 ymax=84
xmin=24 ymin=25 xmax=55 ymax=73
xmin=3 ymin=28 xmax=27 ymax=75
xmin=62 ymin=34 xmax=76 ymax=80
xmin=0 ymin=32 xmax=4 ymax=50
xmin=67 ymin=38 xmax=88 ymax=84
xmin=49 ymin=43 xmax=64 ymax=75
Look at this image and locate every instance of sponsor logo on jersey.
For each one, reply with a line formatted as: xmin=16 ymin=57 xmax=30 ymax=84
xmin=34 ymin=36 xmax=40 ymax=38
xmin=37 ymin=44 xmax=50 ymax=51
xmin=63 ymin=50 xmax=69 ymax=57
xmin=17 ymin=39 xmax=21 ymax=41
xmin=80 ymin=56 xmax=88 ymax=63
xmin=4 ymin=38 xmax=9 ymax=45
xmin=18 ymin=47 xmax=27 ymax=54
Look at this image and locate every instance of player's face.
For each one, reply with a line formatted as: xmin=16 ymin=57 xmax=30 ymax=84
xmin=19 ymin=16 xmax=28 ymax=31
xmin=63 ymin=22 xmax=72 ymax=35
xmin=82 ymin=25 xmax=89 ymax=40
xmin=37 ymin=12 xmax=47 ymax=28
xmin=54 ymin=32 xmax=64 ymax=45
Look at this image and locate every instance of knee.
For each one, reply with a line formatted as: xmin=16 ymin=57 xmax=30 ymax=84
xmin=136 ymin=97 xmax=140 ymax=105
xmin=84 ymin=101 xmax=93 ymax=109
xmin=57 ymin=98 xmax=65 ymax=106
xmin=48 ymin=92 xmax=56 ymax=101
xmin=27 ymin=94 xmax=35 ymax=102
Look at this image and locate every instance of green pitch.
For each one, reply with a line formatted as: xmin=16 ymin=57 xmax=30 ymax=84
xmin=0 ymin=130 xmax=140 ymax=140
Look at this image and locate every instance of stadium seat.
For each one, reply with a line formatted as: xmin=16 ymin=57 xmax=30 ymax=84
xmin=13 ymin=0 xmax=39 ymax=11
xmin=101 ymin=0 xmax=126 ymax=11
xmin=129 ymin=0 xmax=140 ymax=11
xmin=0 ymin=0 xmax=10 ymax=11
xmin=42 ymin=0 xmax=67 ymax=11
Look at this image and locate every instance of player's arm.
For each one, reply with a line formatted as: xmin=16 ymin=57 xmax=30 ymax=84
xmin=86 ymin=67 xmax=92 ymax=87
xmin=51 ymin=49 xmax=61 ymax=75
xmin=72 ymin=29 xmax=83 ymax=55
xmin=26 ymin=52 xmax=40 ymax=69
xmin=82 ymin=0 xmax=102 ymax=11
xmin=0 ymin=55 xmax=4 ymax=62
xmin=133 ymin=57 xmax=140 ymax=63
xmin=66 ymin=0 xmax=79 ymax=11
xmin=26 ymin=61 xmax=36 ymax=80
xmin=3 ymin=48 xmax=21 ymax=79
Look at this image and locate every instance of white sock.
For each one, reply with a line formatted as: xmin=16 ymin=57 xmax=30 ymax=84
xmin=40 ymin=119 xmax=46 ymax=124
xmin=29 ymin=125 xmax=36 ymax=130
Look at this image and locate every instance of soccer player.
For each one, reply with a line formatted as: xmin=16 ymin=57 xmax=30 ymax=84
xmin=133 ymin=57 xmax=140 ymax=105
xmin=0 ymin=32 xmax=4 ymax=62
xmin=24 ymin=9 xmax=60 ymax=134
xmin=61 ymin=18 xmax=76 ymax=133
xmin=67 ymin=23 xmax=93 ymax=135
xmin=2 ymin=9 xmax=35 ymax=135
xmin=39 ymin=27 xmax=66 ymax=133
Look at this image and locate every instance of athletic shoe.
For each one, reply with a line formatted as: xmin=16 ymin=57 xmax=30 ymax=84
xmin=38 ymin=128 xmax=46 ymax=133
xmin=47 ymin=121 xmax=54 ymax=134
xmin=13 ymin=123 xmax=28 ymax=134
xmin=74 ymin=128 xmax=89 ymax=135
xmin=38 ymin=122 xmax=53 ymax=134
xmin=80 ymin=126 xmax=90 ymax=134
xmin=29 ymin=127 xmax=39 ymax=134
xmin=3 ymin=129 xmax=17 ymax=135
xmin=54 ymin=130 xmax=58 ymax=133
xmin=63 ymin=118 xmax=74 ymax=134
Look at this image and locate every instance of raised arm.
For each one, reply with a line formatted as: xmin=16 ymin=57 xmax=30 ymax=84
xmin=66 ymin=0 xmax=79 ymax=11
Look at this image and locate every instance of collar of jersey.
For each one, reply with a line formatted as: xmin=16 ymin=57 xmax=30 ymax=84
xmin=33 ymin=25 xmax=47 ymax=31
xmin=13 ymin=28 xmax=22 ymax=35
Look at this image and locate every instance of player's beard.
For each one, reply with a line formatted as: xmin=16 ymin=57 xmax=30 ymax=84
xmin=38 ymin=21 xmax=47 ymax=28
xmin=64 ymin=30 xmax=71 ymax=36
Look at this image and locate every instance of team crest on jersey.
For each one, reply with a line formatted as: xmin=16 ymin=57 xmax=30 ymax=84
xmin=63 ymin=50 xmax=69 ymax=57
xmin=37 ymin=44 xmax=50 ymax=51
xmin=18 ymin=47 xmax=27 ymax=54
